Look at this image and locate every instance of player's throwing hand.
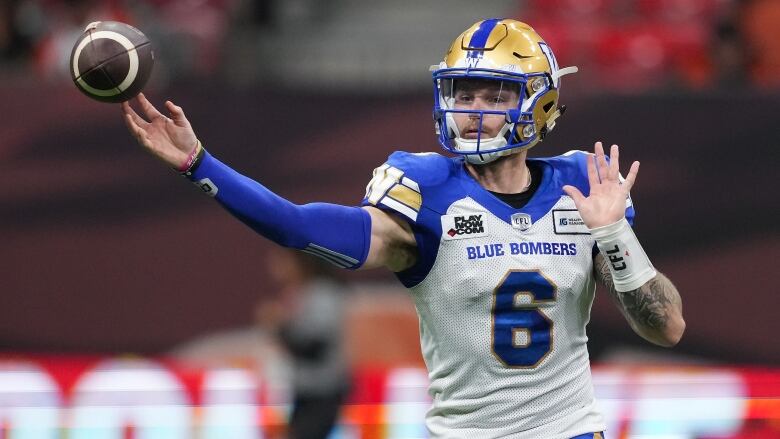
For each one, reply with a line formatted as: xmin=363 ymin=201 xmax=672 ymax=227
xmin=121 ymin=93 xmax=199 ymax=170
xmin=562 ymin=142 xmax=640 ymax=229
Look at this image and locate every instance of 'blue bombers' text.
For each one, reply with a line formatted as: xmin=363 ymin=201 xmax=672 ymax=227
xmin=466 ymin=242 xmax=577 ymax=260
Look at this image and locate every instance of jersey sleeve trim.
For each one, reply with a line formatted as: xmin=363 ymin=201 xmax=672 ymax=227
xmin=364 ymin=163 xmax=422 ymax=222
xmin=302 ymin=243 xmax=359 ymax=269
xmin=388 ymin=185 xmax=421 ymax=209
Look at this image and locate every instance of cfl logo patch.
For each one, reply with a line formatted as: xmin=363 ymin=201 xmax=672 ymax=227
xmin=511 ymin=213 xmax=532 ymax=231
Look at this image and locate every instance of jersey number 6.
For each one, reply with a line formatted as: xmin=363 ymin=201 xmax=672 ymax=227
xmin=491 ymin=270 xmax=557 ymax=368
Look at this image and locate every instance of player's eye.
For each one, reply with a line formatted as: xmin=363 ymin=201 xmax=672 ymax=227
xmin=455 ymin=94 xmax=474 ymax=104
xmin=493 ymin=91 xmax=519 ymax=106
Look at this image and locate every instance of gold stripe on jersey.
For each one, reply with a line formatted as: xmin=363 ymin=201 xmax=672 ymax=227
xmin=387 ymin=183 xmax=422 ymax=211
xmin=365 ymin=164 xmax=422 ymax=222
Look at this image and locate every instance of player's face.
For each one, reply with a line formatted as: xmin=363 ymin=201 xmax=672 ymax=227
xmin=451 ymin=79 xmax=520 ymax=139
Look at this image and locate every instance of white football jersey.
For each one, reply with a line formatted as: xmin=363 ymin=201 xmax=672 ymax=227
xmin=363 ymin=150 xmax=635 ymax=438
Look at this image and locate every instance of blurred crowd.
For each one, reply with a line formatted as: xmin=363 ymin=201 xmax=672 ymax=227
xmin=0 ymin=0 xmax=262 ymax=84
xmin=518 ymin=0 xmax=780 ymax=90
xmin=1 ymin=0 xmax=778 ymax=91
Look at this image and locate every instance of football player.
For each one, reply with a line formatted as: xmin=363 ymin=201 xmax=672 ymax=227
xmin=122 ymin=18 xmax=684 ymax=439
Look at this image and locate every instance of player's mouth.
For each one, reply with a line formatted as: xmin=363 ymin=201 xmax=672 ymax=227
xmin=463 ymin=128 xmax=488 ymax=139
xmin=461 ymin=128 xmax=490 ymax=140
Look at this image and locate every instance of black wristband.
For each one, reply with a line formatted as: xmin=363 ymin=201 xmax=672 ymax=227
xmin=179 ymin=141 xmax=206 ymax=178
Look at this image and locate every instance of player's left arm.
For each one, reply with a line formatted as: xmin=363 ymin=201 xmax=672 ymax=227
xmin=593 ymin=253 xmax=684 ymax=346
xmin=563 ymin=142 xmax=685 ymax=347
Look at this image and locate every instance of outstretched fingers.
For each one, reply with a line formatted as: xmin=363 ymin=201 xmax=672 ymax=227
xmin=623 ymin=161 xmax=640 ymax=191
xmin=594 ymin=141 xmax=609 ymax=182
xmin=121 ymin=102 xmax=147 ymax=140
xmin=137 ymin=92 xmax=163 ymax=120
xmin=165 ymin=100 xmax=188 ymax=127
xmin=586 ymin=148 xmax=600 ymax=187
xmin=122 ymin=101 xmax=148 ymax=127
xmin=608 ymin=144 xmax=620 ymax=181
xmin=562 ymin=185 xmax=586 ymax=207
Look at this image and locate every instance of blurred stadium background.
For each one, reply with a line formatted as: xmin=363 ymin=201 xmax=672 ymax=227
xmin=1 ymin=0 xmax=779 ymax=437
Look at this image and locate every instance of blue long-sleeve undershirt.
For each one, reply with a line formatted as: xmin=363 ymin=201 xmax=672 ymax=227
xmin=187 ymin=151 xmax=371 ymax=269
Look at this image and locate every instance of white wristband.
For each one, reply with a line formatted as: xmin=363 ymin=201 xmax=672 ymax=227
xmin=590 ymin=218 xmax=657 ymax=292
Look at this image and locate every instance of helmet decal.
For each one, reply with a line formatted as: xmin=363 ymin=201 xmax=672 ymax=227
xmin=465 ymin=18 xmax=501 ymax=59
xmin=538 ymin=42 xmax=560 ymax=87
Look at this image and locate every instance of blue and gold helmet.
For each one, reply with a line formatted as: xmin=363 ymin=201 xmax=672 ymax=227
xmin=432 ymin=19 xmax=578 ymax=164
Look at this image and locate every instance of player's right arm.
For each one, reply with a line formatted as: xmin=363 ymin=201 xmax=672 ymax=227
xmin=361 ymin=207 xmax=417 ymax=271
xmin=122 ymin=95 xmax=418 ymax=272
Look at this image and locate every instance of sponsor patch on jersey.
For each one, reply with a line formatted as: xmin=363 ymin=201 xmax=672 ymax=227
xmin=510 ymin=213 xmax=532 ymax=231
xmin=552 ymin=209 xmax=590 ymax=235
xmin=441 ymin=213 xmax=488 ymax=240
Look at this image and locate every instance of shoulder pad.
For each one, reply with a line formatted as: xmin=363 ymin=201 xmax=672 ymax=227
xmin=386 ymin=151 xmax=455 ymax=186
xmin=362 ymin=151 xmax=456 ymax=222
xmin=552 ymin=149 xmax=591 ymax=190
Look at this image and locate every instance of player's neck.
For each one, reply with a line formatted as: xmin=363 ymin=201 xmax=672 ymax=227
xmin=465 ymin=150 xmax=531 ymax=194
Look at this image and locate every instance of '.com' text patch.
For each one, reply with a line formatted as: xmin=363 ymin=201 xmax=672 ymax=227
xmin=441 ymin=213 xmax=489 ymax=240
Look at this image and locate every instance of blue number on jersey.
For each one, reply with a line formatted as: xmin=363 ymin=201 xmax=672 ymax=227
xmin=492 ymin=270 xmax=556 ymax=367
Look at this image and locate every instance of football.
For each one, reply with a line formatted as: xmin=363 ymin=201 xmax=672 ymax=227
xmin=69 ymin=21 xmax=154 ymax=103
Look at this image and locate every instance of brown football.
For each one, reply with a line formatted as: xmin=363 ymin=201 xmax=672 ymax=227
xmin=69 ymin=21 xmax=154 ymax=103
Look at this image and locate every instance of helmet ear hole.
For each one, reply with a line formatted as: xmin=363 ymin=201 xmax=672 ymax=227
xmin=542 ymin=101 xmax=554 ymax=113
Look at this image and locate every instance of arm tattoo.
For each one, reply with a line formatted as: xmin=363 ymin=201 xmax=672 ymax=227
xmin=594 ymin=253 xmax=681 ymax=331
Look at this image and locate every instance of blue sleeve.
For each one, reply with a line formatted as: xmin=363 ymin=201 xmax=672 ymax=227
xmin=188 ymin=151 xmax=371 ymax=269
